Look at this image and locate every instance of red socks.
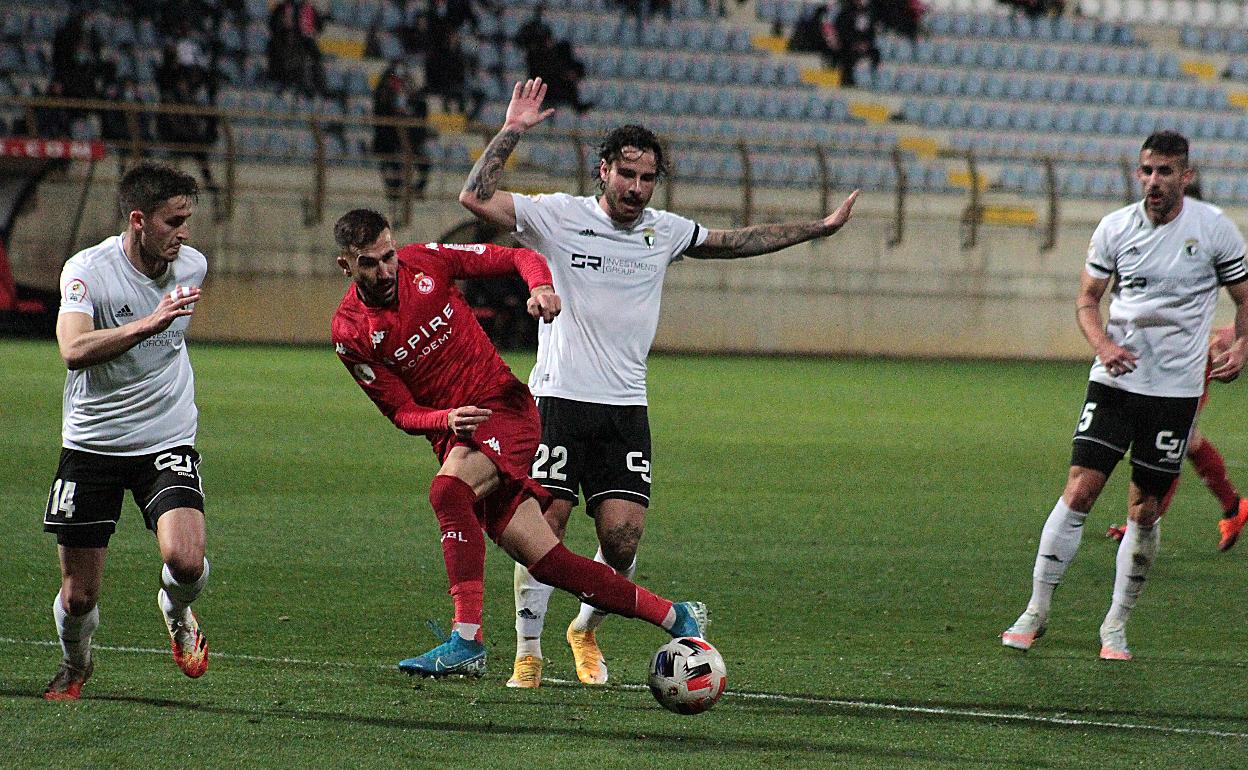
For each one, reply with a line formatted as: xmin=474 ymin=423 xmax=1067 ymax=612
xmin=528 ymin=543 xmax=673 ymax=627
xmin=1189 ymin=439 xmax=1240 ymax=514
xmin=429 ymin=474 xmax=485 ymax=638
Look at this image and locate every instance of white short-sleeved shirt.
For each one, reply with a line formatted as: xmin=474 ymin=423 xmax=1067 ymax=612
xmin=1085 ymin=198 xmax=1247 ymax=397
xmin=513 ymin=192 xmax=706 ymax=405
xmin=58 ymin=234 xmax=208 ymax=454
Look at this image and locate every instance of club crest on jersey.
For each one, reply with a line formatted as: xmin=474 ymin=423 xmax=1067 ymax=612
xmin=1183 ymin=238 xmax=1199 ymax=256
xmin=416 ymin=274 xmax=435 ymax=294
xmin=371 ymin=330 xmax=386 ymax=347
xmin=643 ymin=227 xmax=655 ymax=248
xmin=65 ymin=278 xmax=87 ymax=303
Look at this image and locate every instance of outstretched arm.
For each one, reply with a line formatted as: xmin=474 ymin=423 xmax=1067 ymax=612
xmin=1210 ymin=280 xmax=1248 ymax=381
xmin=459 ymin=78 xmax=555 ymax=229
xmin=686 ymin=190 xmax=860 ymax=260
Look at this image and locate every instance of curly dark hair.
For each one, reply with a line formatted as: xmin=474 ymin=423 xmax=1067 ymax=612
xmin=596 ymin=125 xmax=668 ymax=189
xmin=118 ymin=161 xmax=198 ymax=217
xmin=334 ymin=208 xmax=390 ymax=253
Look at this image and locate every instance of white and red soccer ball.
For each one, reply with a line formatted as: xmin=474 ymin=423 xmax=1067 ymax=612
xmin=648 ymin=637 xmax=727 ymax=715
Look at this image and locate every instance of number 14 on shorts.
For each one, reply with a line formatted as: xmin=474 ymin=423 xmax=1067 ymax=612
xmin=48 ymin=479 xmax=78 ymax=518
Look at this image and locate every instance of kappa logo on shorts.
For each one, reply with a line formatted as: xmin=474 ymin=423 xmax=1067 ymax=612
xmin=483 ymin=437 xmax=501 ymax=453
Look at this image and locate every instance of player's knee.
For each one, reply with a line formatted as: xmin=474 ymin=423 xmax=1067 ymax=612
xmin=600 ymin=524 xmax=642 ymax=569
xmin=62 ymin=585 xmax=99 ymax=616
xmin=429 ymin=474 xmax=474 ymax=517
xmin=165 ymin=553 xmax=205 ymax=585
xmin=1131 ymin=465 xmax=1176 ymax=500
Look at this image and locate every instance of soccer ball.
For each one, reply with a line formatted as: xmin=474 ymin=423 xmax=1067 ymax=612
xmin=647 ymin=637 xmax=727 ymax=715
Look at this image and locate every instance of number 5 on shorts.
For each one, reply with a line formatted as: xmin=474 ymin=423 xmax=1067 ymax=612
xmin=48 ymin=479 xmax=78 ymax=519
xmin=1077 ymin=402 xmax=1097 ymax=433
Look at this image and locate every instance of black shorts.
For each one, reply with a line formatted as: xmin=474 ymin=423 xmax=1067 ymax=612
xmin=43 ymin=446 xmax=205 ymax=548
xmin=1070 ymin=381 xmax=1200 ymax=477
xmin=532 ymin=397 xmax=651 ymax=513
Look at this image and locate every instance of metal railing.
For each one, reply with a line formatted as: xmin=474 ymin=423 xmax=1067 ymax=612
xmin=2 ymin=93 xmax=1149 ymax=251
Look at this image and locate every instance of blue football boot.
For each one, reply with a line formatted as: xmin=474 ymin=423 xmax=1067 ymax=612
xmin=398 ymin=625 xmax=487 ymax=678
xmin=668 ymin=601 xmax=710 ymax=639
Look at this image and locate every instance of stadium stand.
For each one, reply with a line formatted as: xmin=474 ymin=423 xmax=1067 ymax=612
xmin=4 ymin=0 xmax=1248 ymax=204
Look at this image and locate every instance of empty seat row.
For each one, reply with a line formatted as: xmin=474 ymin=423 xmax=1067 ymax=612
xmin=1180 ymin=25 xmax=1248 ymax=54
xmin=880 ymin=36 xmax=1180 ymax=79
xmin=902 ymin=97 xmax=1248 ymax=141
xmin=579 ymin=80 xmax=848 ymax=122
xmin=924 ymin=10 xmax=1134 ymax=46
xmin=583 ymin=49 xmax=801 ymax=89
xmin=1079 ymin=0 xmax=1248 ymax=28
xmin=873 ymin=66 xmax=1231 ymax=111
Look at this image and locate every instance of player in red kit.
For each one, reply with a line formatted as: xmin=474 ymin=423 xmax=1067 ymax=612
xmin=329 ymin=209 xmax=708 ymax=677
xmin=1106 ymin=326 xmax=1248 ymax=549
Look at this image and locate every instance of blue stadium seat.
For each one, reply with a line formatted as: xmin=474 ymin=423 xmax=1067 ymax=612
xmin=712 ymin=89 xmax=737 ymax=117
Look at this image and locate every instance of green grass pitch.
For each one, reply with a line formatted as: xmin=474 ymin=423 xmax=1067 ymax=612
xmin=1 ymin=339 xmax=1246 ymax=768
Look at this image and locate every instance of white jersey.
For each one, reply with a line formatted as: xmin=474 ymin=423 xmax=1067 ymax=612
xmin=58 ymin=234 xmax=208 ymax=454
xmin=513 ymin=192 xmax=706 ymax=405
xmin=1085 ymin=197 xmax=1247 ymax=397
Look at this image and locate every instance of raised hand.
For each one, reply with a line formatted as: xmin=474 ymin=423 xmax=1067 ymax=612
xmin=504 ymin=78 xmax=555 ymax=131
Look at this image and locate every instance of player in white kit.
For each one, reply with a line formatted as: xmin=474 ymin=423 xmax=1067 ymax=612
xmin=460 ymin=78 xmax=860 ymax=687
xmin=42 ymin=162 xmax=211 ymax=700
xmin=1002 ymin=132 xmax=1248 ymax=661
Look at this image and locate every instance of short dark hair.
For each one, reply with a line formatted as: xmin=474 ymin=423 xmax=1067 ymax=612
xmin=1141 ymin=131 xmax=1189 ymax=165
xmin=597 ymin=124 xmax=668 ymax=185
xmin=118 ymin=161 xmax=198 ymax=217
xmin=334 ymin=208 xmax=390 ymax=253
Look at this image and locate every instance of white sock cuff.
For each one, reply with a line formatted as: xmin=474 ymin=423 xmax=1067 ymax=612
xmin=162 ymin=558 xmax=210 ymax=605
xmin=53 ymin=592 xmax=99 ymax=641
xmin=1055 ymin=498 xmax=1089 ymax=521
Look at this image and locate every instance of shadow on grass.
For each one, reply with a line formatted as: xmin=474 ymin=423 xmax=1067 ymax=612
xmin=2 ymin=687 xmax=1046 ymax=767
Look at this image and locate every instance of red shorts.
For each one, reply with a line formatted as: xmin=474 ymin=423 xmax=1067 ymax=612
xmin=433 ymin=380 xmax=551 ymax=540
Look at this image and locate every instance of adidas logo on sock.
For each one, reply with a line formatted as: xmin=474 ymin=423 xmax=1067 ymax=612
xmin=117 ymin=304 xmax=134 ymax=318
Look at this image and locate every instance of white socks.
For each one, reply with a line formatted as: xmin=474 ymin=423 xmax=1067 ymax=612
xmin=514 ymin=563 xmax=555 ymax=650
xmin=1103 ymin=519 xmax=1160 ymax=629
xmin=571 ymin=548 xmax=636 ymax=633
xmin=514 ymin=547 xmax=638 ymax=651
xmin=160 ymin=558 xmax=210 ymax=617
xmin=1029 ymin=498 xmax=1089 ymax=618
xmin=53 ymin=592 xmax=98 ymax=670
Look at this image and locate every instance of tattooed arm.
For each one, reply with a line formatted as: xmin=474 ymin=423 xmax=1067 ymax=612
xmin=459 ymin=78 xmax=555 ymax=229
xmin=686 ymin=190 xmax=861 ymax=260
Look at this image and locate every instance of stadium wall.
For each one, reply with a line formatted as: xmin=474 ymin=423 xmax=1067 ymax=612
xmin=7 ymin=160 xmax=1240 ymax=358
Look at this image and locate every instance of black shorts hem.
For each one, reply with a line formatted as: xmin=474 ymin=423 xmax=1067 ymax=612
xmin=585 ymin=489 xmax=650 ymax=515
xmin=46 ymin=522 xmax=116 ymax=548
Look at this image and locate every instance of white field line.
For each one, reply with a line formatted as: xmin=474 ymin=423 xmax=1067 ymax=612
xmin=4 ymin=636 xmax=1246 ymax=740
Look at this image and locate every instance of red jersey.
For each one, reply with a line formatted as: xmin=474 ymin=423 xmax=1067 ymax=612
xmin=331 ymin=241 xmax=553 ymax=438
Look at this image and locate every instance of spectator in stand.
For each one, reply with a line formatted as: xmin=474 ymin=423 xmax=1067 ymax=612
xmin=788 ymin=3 xmax=839 ymax=68
xmin=373 ymin=59 xmax=434 ymax=205
xmin=524 ymin=28 xmax=592 ymax=114
xmin=268 ymin=0 xmax=326 ymax=97
xmin=834 ymin=0 xmax=880 ymax=87
xmin=425 ymin=29 xmax=484 ymax=121
xmin=156 ymin=53 xmax=218 ymax=192
xmin=427 ymin=0 xmax=478 ymax=40
xmin=515 ymin=4 xmax=552 ymax=55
